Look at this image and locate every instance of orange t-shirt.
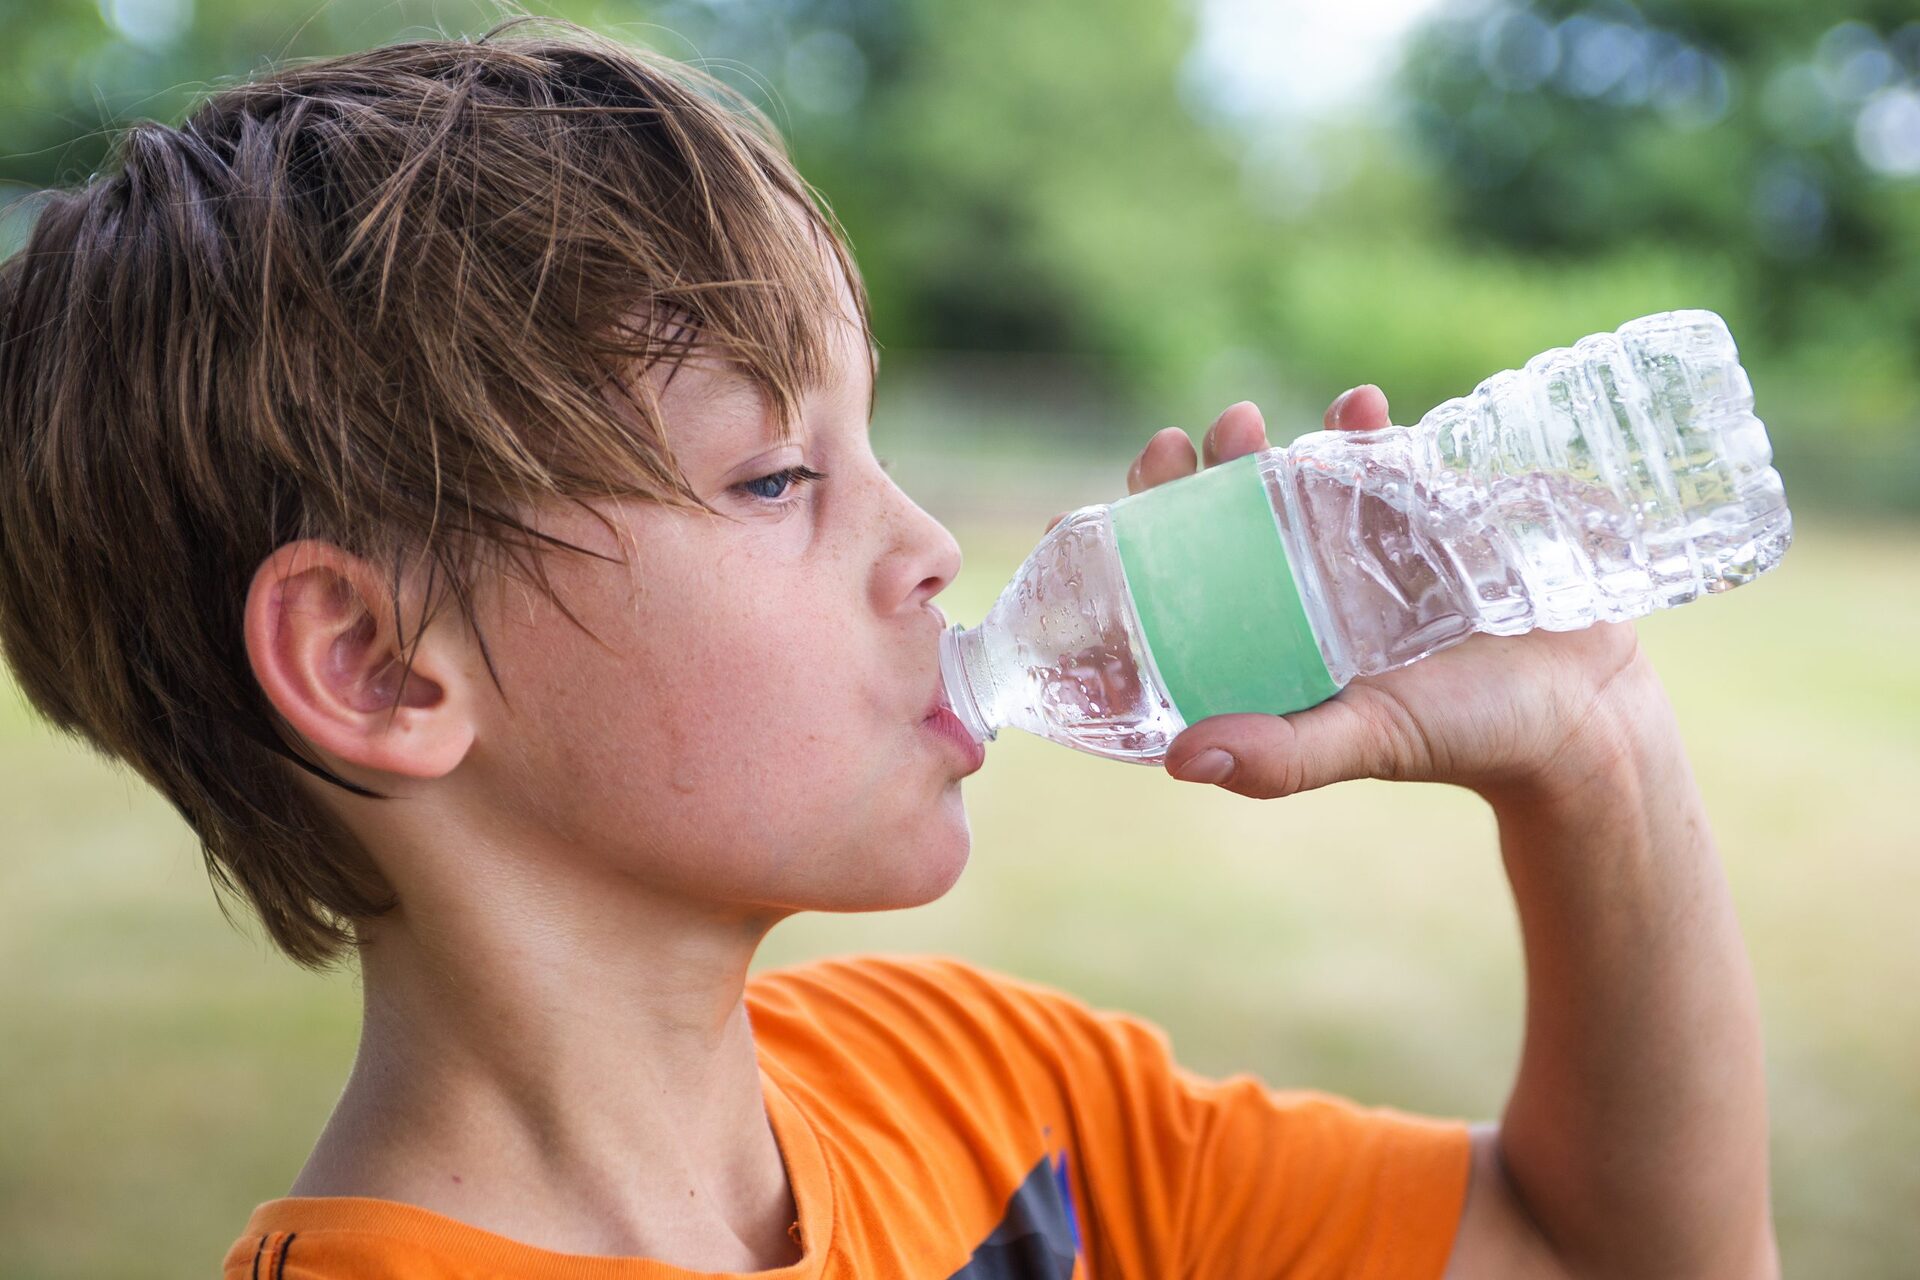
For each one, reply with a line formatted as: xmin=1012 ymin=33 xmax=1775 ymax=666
xmin=223 ymin=955 xmax=1472 ymax=1279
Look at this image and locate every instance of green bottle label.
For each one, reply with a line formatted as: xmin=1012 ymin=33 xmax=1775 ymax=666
xmin=1109 ymin=452 xmax=1341 ymax=724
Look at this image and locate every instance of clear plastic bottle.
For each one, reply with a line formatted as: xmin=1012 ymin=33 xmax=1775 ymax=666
xmin=938 ymin=309 xmax=1794 ymax=764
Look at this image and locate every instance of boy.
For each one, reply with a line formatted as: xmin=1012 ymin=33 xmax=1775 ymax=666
xmin=0 ymin=18 xmax=1774 ymax=1278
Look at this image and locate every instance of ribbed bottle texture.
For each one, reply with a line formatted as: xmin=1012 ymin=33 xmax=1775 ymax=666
xmin=940 ymin=310 xmax=1793 ymax=764
xmin=1274 ymin=308 xmax=1793 ymax=685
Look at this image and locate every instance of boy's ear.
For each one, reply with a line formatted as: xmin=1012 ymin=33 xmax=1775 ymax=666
xmin=244 ymin=540 xmax=476 ymax=782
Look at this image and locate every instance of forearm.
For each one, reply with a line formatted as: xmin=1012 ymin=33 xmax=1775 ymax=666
xmin=1477 ymin=659 xmax=1774 ymax=1278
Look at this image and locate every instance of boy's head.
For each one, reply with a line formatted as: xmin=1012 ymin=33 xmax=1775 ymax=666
xmin=0 ymin=18 xmax=973 ymax=972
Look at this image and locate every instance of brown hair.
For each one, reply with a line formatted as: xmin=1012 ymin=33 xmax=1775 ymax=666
xmin=0 ymin=16 xmax=868 ymax=970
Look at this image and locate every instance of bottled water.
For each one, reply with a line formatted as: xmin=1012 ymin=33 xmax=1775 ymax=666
xmin=938 ymin=310 xmax=1793 ymax=764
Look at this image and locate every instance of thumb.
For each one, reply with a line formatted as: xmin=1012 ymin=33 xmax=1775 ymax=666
xmin=1164 ymin=696 xmax=1394 ymax=798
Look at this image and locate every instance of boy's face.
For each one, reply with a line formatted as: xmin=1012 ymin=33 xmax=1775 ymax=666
xmin=450 ymin=279 xmax=977 ymax=921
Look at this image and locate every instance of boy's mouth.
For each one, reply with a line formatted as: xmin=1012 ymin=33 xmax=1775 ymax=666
xmin=922 ymin=699 xmax=987 ymax=773
xmin=922 ymin=606 xmax=986 ymax=772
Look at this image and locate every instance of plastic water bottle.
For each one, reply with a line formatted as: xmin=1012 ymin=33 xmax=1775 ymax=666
xmin=937 ymin=310 xmax=1793 ymax=764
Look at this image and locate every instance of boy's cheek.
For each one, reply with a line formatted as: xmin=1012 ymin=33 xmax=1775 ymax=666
xmin=487 ymin=688 xmax=965 ymax=913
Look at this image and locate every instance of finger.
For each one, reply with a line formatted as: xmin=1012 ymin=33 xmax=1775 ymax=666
xmin=1128 ymin=427 xmax=1199 ymax=494
xmin=1163 ymin=691 xmax=1419 ymax=798
xmin=1323 ymin=384 xmax=1391 ymax=432
xmin=1201 ymin=401 xmax=1270 ymax=468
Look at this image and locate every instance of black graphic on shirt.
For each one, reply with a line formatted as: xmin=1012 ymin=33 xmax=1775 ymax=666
xmin=946 ymin=1151 xmax=1081 ymax=1279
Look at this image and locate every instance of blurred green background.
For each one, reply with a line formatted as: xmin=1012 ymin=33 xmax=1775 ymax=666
xmin=3 ymin=0 xmax=1918 ymax=1275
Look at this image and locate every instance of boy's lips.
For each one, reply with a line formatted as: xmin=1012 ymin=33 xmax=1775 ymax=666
xmin=923 ymin=701 xmax=986 ymax=773
xmin=922 ymin=604 xmax=985 ymax=771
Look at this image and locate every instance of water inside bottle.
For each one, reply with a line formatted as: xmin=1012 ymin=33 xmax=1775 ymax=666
xmin=964 ymin=506 xmax=1187 ymax=762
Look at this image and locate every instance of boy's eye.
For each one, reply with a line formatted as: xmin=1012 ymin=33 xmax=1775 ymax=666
xmin=738 ymin=464 xmax=827 ymax=503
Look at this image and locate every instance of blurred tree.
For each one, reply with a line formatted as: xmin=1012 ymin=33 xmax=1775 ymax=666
xmin=0 ymin=0 xmax=500 ymax=187
xmin=1397 ymin=1 xmax=1920 ymax=351
xmin=649 ymin=0 xmax=1275 ymax=405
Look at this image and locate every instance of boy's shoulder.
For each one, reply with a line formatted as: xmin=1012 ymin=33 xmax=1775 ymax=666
xmin=744 ymin=952 xmax=1115 ymax=1047
xmin=741 ymin=952 xmax=1132 ymax=1099
xmin=746 ymin=951 xmax=1047 ymax=1035
xmin=741 ymin=953 xmax=1472 ymax=1276
xmin=746 ymin=950 xmax=1032 ymax=1006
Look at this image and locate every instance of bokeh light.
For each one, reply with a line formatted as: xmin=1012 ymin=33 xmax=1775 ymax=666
xmin=96 ymin=0 xmax=195 ymax=48
xmin=1856 ymin=85 xmax=1920 ymax=177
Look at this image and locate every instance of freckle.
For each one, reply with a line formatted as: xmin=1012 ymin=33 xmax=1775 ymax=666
xmin=452 ymin=1175 xmax=463 ymax=1184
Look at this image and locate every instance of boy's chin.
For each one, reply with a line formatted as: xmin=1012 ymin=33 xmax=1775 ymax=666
xmin=814 ymin=815 xmax=972 ymax=914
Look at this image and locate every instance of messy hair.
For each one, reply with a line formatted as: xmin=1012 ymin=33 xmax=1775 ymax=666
xmin=0 ymin=16 xmax=869 ymax=970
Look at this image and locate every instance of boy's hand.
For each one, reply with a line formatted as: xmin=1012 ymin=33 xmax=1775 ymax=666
xmin=1068 ymin=391 xmax=1655 ymax=801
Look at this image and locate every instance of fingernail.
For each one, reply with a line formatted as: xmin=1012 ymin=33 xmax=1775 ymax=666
xmin=1173 ymin=748 xmax=1235 ymax=784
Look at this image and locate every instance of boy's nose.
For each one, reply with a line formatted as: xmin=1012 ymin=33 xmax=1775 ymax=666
xmin=881 ymin=484 xmax=963 ymax=612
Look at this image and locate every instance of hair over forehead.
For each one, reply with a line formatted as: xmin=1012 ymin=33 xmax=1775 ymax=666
xmin=182 ymin=15 xmax=868 ymax=505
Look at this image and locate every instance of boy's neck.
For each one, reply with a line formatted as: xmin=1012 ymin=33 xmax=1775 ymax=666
xmin=284 ymin=887 xmax=803 ymax=1270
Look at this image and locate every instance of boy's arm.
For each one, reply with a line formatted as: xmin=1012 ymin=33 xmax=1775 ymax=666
xmin=1443 ymin=668 xmax=1777 ymax=1280
xmin=1129 ymin=395 xmax=1776 ymax=1279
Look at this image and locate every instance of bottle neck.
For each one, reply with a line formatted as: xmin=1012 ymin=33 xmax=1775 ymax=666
xmin=938 ymin=622 xmax=996 ymax=745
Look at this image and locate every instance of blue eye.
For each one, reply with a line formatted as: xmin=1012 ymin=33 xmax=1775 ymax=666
xmin=739 ymin=464 xmax=827 ymax=503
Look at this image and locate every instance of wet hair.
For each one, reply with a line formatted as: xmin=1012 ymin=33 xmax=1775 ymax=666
xmin=0 ymin=16 xmax=869 ymax=969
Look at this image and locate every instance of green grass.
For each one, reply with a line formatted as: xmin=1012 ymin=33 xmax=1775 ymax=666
xmin=2 ymin=509 xmax=1916 ymax=1278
